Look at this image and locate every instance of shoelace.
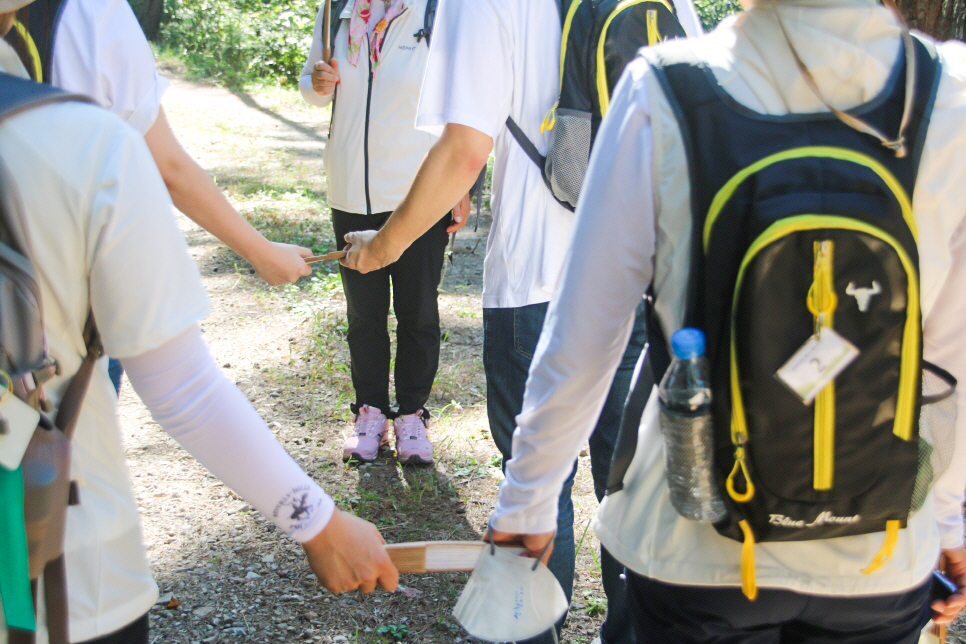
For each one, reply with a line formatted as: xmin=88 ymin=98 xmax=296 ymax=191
xmin=397 ymin=413 xmax=426 ymax=440
xmin=356 ymin=408 xmax=385 ymax=436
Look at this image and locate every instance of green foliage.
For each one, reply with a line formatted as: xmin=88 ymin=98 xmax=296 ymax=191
xmin=693 ymin=0 xmax=743 ymax=31
xmin=160 ymin=0 xmax=317 ymax=87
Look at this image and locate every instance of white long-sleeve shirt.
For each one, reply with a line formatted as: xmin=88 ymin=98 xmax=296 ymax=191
xmin=493 ymin=0 xmax=966 ymax=596
xmin=0 ymin=42 xmax=332 ymax=641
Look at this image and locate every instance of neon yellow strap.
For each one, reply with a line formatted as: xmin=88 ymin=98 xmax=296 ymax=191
xmin=542 ymin=0 xmax=584 ymax=132
xmin=861 ymin=520 xmax=901 ymax=575
xmin=739 ymin=520 xmax=758 ymax=601
xmin=13 ymin=21 xmax=42 ymax=83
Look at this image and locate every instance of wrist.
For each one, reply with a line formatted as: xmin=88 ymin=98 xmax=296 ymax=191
xmin=369 ymin=231 xmax=403 ymax=267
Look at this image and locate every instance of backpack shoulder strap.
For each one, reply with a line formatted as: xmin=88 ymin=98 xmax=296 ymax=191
xmin=329 ymin=0 xmax=351 ymax=51
xmin=25 ymin=0 xmax=68 ymax=84
xmin=0 ymin=71 xmax=83 ymax=122
xmin=414 ymin=0 xmax=438 ymax=46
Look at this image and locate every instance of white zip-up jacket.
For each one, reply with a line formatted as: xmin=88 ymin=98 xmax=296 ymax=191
xmin=300 ymin=0 xmax=437 ymax=215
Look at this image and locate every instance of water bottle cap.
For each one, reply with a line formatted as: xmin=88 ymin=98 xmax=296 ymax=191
xmin=671 ymin=328 xmax=705 ymax=359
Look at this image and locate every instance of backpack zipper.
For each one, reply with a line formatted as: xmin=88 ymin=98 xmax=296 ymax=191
xmin=726 ymin=216 xmax=920 ymax=500
xmin=596 ymin=0 xmax=675 ymax=116
xmin=807 ymin=240 xmax=837 ymax=490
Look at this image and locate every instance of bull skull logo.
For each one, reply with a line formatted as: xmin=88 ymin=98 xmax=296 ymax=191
xmin=846 ymin=281 xmax=881 ymax=312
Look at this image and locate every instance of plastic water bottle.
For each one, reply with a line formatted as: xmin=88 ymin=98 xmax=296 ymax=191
xmin=659 ymin=328 xmax=725 ymax=522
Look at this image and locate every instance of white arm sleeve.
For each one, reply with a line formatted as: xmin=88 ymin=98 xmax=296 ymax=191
xmin=122 ymin=324 xmax=335 ymax=543
xmin=299 ymin=6 xmax=335 ymax=109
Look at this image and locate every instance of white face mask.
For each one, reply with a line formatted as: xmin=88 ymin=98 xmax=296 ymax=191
xmin=453 ymin=542 xmax=568 ymax=642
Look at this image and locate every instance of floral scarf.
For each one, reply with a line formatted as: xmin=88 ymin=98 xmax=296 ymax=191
xmin=347 ymin=0 xmax=408 ymax=76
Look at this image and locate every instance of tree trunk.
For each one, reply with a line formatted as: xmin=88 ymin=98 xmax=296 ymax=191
xmin=127 ymin=0 xmax=165 ymax=41
xmin=895 ymin=0 xmax=965 ymax=41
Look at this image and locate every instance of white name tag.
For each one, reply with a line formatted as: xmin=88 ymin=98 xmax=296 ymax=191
xmin=775 ymin=329 xmax=859 ymax=404
xmin=0 ymin=388 xmax=40 ymax=470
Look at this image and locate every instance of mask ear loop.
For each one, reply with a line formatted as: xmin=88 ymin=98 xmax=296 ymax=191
xmin=531 ymin=538 xmax=554 ymax=571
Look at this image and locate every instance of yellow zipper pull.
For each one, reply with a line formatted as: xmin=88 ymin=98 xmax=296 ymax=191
xmin=739 ymin=520 xmax=758 ymax=600
xmin=541 ymin=102 xmax=558 ymax=133
xmin=807 ymin=240 xmax=837 ymax=335
xmin=861 ymin=520 xmax=901 ymax=574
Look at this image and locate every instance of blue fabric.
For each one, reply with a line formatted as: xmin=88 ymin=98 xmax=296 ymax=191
xmin=107 ymin=357 xmax=123 ymax=395
xmin=482 ymin=300 xmax=647 ymax=644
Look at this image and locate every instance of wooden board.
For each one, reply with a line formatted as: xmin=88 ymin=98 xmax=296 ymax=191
xmin=385 ymin=541 xmax=526 ymax=573
xmin=304 ymin=250 xmax=346 ymax=263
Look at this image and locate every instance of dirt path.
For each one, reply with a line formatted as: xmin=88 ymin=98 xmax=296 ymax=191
xmin=118 ymin=72 xmax=607 ymax=644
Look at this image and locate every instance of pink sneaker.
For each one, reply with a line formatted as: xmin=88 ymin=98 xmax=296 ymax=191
xmin=393 ymin=410 xmax=434 ymax=465
xmin=342 ymin=405 xmax=389 ymax=463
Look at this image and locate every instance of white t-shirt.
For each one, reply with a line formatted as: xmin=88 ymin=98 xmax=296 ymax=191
xmin=416 ymin=0 xmax=702 ymax=309
xmin=0 ymin=41 xmax=210 ymax=640
xmin=416 ymin=0 xmax=575 ymax=309
xmin=51 ymin=0 xmax=167 ymax=134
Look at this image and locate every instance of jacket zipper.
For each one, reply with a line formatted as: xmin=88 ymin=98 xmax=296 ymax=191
xmin=807 ymin=240 xmax=837 ymax=490
xmin=364 ymin=57 xmax=373 ymax=216
xmin=362 ymin=11 xmax=407 ymax=217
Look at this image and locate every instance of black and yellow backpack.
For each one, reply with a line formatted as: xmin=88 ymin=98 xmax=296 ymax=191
xmin=608 ymin=30 xmax=959 ymax=601
xmin=508 ymin=0 xmax=687 ymax=210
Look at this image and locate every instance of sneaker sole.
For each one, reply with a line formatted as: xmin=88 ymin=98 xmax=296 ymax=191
xmin=343 ymin=452 xmax=379 ymax=463
xmin=397 ymin=453 xmax=434 ymax=466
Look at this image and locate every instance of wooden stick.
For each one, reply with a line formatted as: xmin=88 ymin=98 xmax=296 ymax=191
xmin=322 ymin=0 xmax=332 ymax=63
xmin=304 ymin=250 xmax=346 ymax=263
xmin=385 ymin=541 xmax=526 ymax=573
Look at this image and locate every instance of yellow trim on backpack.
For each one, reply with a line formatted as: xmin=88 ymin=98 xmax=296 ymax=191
xmin=13 ymin=21 xmax=43 ymax=83
xmin=596 ymin=0 xmax=674 ymax=116
xmin=729 ymin=217 xmax=919 ymax=475
xmin=542 ymin=0 xmax=584 ymax=132
xmin=646 ymin=9 xmax=661 ymax=46
xmin=703 ymin=147 xmax=917 ymax=254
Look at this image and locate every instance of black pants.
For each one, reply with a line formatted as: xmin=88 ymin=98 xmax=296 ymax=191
xmin=333 ymin=209 xmax=450 ymax=416
xmin=76 ymin=613 xmax=148 ymax=644
xmin=627 ymin=573 xmax=933 ymax=643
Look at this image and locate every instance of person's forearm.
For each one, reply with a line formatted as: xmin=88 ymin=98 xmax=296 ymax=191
xmin=144 ymin=107 xmax=275 ymax=263
xmin=123 ymin=325 xmax=335 ymax=543
xmin=364 ymin=124 xmax=491 ymax=266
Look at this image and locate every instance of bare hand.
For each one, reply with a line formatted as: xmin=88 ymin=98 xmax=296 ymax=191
xmin=302 ymin=509 xmax=399 ymax=593
xmin=933 ymin=547 xmax=966 ymax=624
xmin=312 ymin=59 xmax=340 ymax=96
xmin=447 ymin=192 xmax=471 ymax=234
xmin=484 ymin=526 xmax=555 ymax=566
xmin=250 ymin=241 xmax=313 ymax=285
xmin=341 ymin=229 xmax=394 ymax=274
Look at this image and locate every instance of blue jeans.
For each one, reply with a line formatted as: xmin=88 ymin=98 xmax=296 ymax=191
xmin=107 ymin=357 xmax=123 ymax=395
xmin=483 ymin=300 xmax=647 ymax=644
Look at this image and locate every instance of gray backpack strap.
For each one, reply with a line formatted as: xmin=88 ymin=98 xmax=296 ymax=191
xmin=0 ymin=72 xmax=88 ymax=120
xmin=505 ymin=116 xmax=575 ymax=212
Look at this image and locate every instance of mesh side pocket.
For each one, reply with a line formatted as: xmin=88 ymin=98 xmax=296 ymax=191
xmin=545 ymin=109 xmax=591 ymax=209
xmin=910 ymin=363 xmax=958 ymax=514
xmin=659 ymin=403 xmax=725 ymax=522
